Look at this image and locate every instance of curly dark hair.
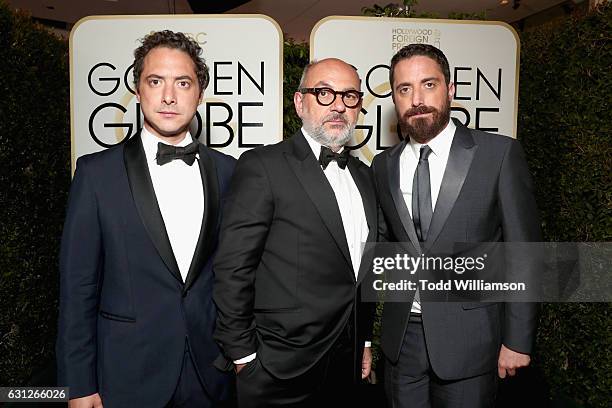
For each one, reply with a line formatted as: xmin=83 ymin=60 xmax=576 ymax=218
xmin=389 ymin=44 xmax=451 ymax=89
xmin=133 ymin=30 xmax=210 ymax=94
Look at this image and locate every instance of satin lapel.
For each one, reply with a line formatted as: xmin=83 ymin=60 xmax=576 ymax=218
xmin=124 ymin=133 xmax=182 ymax=283
xmin=184 ymin=144 xmax=219 ymax=292
xmin=285 ymin=132 xmax=353 ymax=270
xmin=424 ymin=124 xmax=477 ymax=250
xmin=348 ymin=159 xmax=376 ymax=285
xmin=387 ymin=142 xmax=421 ymax=253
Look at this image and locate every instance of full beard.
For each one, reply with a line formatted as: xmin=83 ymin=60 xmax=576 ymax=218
xmin=399 ymin=102 xmax=451 ymax=144
xmin=303 ymin=113 xmax=356 ymax=150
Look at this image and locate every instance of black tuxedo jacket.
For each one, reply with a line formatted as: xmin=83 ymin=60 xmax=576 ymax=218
xmin=56 ymin=132 xmax=235 ymax=407
xmin=213 ymin=131 xmax=377 ymax=381
xmin=372 ymin=120 xmax=541 ymax=380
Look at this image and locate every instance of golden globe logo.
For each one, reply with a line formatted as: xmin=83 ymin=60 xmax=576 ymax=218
xmin=86 ymin=60 xmax=267 ymax=148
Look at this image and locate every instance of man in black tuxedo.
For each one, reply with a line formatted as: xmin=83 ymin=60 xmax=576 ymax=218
xmin=213 ymin=58 xmax=377 ymax=407
xmin=372 ymin=44 xmax=541 ymax=407
xmin=57 ymin=31 xmax=234 ymax=407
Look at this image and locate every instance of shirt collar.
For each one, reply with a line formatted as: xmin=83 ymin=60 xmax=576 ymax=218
xmin=141 ymin=126 xmax=194 ymax=164
xmin=408 ymin=118 xmax=456 ymax=159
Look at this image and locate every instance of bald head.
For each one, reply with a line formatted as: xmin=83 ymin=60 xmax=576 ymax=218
xmin=298 ymin=58 xmax=361 ymax=90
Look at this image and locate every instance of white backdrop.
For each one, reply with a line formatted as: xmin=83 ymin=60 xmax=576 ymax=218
xmin=311 ymin=16 xmax=520 ymax=163
xmin=70 ymin=15 xmax=283 ymax=171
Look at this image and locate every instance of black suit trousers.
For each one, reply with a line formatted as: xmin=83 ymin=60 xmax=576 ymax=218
xmin=236 ymin=321 xmax=358 ymax=408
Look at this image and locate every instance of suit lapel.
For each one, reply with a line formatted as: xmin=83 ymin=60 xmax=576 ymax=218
xmin=424 ymin=124 xmax=477 ymax=250
xmin=285 ymin=131 xmax=353 ymax=271
xmin=386 ymin=142 xmax=421 ymax=253
xmin=183 ymin=144 xmax=219 ymax=292
xmin=124 ymin=133 xmax=182 ymax=283
xmin=347 ymin=159 xmax=376 ymax=285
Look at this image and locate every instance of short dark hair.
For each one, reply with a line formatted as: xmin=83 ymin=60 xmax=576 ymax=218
xmin=389 ymin=44 xmax=451 ymax=89
xmin=133 ymin=30 xmax=210 ymax=94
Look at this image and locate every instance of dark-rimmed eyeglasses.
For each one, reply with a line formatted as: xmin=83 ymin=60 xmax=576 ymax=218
xmin=298 ymin=87 xmax=364 ymax=108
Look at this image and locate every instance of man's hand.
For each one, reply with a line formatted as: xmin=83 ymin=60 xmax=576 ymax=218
xmin=498 ymin=344 xmax=530 ymax=378
xmin=235 ymin=363 xmax=247 ymax=374
xmin=361 ymin=347 xmax=372 ymax=380
xmin=68 ymin=393 xmax=103 ymax=408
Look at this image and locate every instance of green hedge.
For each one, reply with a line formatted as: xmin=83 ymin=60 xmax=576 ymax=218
xmin=0 ymin=1 xmax=609 ymax=407
xmin=283 ymin=38 xmax=309 ymax=137
xmin=519 ymin=4 xmax=611 ymax=407
xmin=0 ymin=1 xmax=70 ymax=386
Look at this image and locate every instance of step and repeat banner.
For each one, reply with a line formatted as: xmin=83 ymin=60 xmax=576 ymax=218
xmin=70 ymin=15 xmax=519 ymax=166
xmin=311 ymin=17 xmax=520 ymax=163
xmin=70 ymin=15 xmax=283 ymax=171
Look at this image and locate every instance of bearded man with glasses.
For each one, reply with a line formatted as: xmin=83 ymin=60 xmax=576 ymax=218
xmin=213 ymin=58 xmax=379 ymax=407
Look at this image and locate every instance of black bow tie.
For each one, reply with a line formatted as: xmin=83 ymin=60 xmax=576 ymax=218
xmin=156 ymin=141 xmax=199 ymax=166
xmin=319 ymin=146 xmax=350 ymax=170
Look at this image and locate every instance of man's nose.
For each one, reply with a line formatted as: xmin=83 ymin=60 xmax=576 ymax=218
xmin=162 ymin=84 xmax=176 ymax=105
xmin=411 ymin=88 xmax=423 ymax=107
xmin=330 ymin=93 xmax=346 ymax=112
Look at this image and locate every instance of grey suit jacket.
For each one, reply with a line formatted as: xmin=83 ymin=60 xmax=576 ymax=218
xmin=372 ymin=120 xmax=541 ymax=380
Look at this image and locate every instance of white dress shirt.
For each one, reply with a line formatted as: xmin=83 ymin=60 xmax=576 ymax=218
xmin=400 ymin=119 xmax=456 ymax=313
xmin=302 ymin=129 xmax=370 ymax=277
xmin=234 ymin=130 xmax=371 ymax=364
xmin=141 ymin=127 xmax=204 ymax=282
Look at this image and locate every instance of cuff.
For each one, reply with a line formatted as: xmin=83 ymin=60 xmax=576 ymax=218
xmin=234 ymin=353 xmax=257 ymax=365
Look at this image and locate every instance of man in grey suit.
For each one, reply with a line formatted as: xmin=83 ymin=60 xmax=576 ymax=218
xmin=372 ymin=44 xmax=541 ymax=407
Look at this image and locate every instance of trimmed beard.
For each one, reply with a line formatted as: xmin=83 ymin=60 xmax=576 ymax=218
xmin=399 ymin=100 xmax=451 ymax=144
xmin=303 ymin=113 xmax=356 ymax=150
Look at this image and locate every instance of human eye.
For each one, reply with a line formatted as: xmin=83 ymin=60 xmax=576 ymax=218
xmin=424 ymin=81 xmax=436 ymax=89
xmin=318 ymin=88 xmax=331 ymax=97
xmin=148 ymin=78 xmax=161 ymax=86
xmin=344 ymin=91 xmax=359 ymax=101
xmin=177 ymin=80 xmax=191 ymax=88
xmin=398 ymin=85 xmax=411 ymax=94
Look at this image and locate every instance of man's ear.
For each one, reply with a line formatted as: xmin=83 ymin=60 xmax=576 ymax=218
xmin=447 ymin=81 xmax=455 ymax=102
xmin=294 ymin=92 xmax=304 ymax=118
